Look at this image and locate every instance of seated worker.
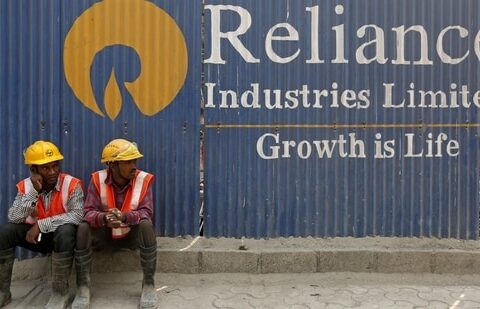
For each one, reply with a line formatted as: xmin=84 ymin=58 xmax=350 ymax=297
xmin=0 ymin=141 xmax=84 ymax=308
xmin=72 ymin=139 xmax=157 ymax=309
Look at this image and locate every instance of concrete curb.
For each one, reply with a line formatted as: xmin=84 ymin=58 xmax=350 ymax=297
xmin=155 ymin=249 xmax=480 ymax=274
xmin=12 ymin=236 xmax=480 ymax=280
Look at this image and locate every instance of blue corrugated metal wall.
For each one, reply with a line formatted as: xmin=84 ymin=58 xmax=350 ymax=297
xmin=203 ymin=0 xmax=480 ymax=239
xmin=1 ymin=0 xmax=479 ymax=250
xmin=0 ymin=0 xmax=201 ymax=260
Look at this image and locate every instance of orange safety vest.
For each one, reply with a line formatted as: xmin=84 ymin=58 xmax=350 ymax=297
xmin=16 ymin=173 xmax=81 ymax=224
xmin=91 ymin=169 xmax=153 ymax=239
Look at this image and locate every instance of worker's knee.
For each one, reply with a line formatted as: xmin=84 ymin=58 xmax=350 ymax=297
xmin=138 ymin=220 xmax=156 ymax=247
xmin=53 ymin=224 xmax=76 ymax=252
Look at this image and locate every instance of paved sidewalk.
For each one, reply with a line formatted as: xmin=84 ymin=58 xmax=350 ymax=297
xmin=8 ymin=237 xmax=480 ymax=308
xmin=6 ymin=272 xmax=480 ymax=308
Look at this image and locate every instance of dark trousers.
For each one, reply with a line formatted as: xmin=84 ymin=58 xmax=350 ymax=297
xmin=0 ymin=223 xmax=76 ymax=254
xmin=76 ymin=220 xmax=156 ymax=251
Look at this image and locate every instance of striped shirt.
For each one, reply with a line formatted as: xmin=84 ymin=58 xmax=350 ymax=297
xmin=8 ymin=177 xmax=84 ymax=233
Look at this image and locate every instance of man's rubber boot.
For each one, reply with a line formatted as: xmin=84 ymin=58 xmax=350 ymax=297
xmin=139 ymin=245 xmax=157 ymax=309
xmin=45 ymin=251 xmax=73 ymax=309
xmin=71 ymin=248 xmax=92 ymax=309
xmin=0 ymin=248 xmax=14 ymax=307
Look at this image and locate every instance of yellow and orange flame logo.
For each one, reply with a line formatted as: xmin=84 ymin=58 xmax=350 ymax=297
xmin=64 ymin=0 xmax=188 ymax=120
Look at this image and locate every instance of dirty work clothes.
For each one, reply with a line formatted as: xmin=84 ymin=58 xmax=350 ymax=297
xmin=0 ymin=223 xmax=76 ymax=254
xmin=76 ymin=220 xmax=156 ymax=251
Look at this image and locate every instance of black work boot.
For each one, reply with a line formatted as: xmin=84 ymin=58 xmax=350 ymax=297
xmin=71 ymin=248 xmax=92 ymax=309
xmin=139 ymin=245 xmax=157 ymax=309
xmin=0 ymin=248 xmax=14 ymax=307
xmin=45 ymin=251 xmax=73 ymax=309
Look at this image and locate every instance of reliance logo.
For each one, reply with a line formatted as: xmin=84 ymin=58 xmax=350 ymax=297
xmin=64 ymin=0 xmax=188 ymax=120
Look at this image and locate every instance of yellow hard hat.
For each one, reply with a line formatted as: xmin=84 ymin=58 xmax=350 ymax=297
xmin=101 ymin=139 xmax=143 ymax=163
xmin=24 ymin=140 xmax=64 ymax=165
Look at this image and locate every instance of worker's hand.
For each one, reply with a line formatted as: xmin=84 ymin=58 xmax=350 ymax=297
xmin=30 ymin=168 xmax=43 ymax=193
xmin=106 ymin=220 xmax=121 ymax=229
xmin=109 ymin=208 xmax=125 ymax=222
xmin=105 ymin=213 xmax=121 ymax=228
xmin=26 ymin=223 xmax=41 ymax=244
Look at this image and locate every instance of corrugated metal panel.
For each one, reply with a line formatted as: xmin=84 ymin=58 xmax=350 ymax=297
xmin=203 ymin=0 xmax=480 ymax=238
xmin=0 ymin=0 xmax=200 ymax=258
xmin=2 ymin=0 xmax=480 ymax=248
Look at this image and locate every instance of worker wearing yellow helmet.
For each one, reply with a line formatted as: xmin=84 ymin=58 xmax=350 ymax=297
xmin=73 ymin=138 xmax=157 ymax=309
xmin=0 ymin=141 xmax=84 ymax=308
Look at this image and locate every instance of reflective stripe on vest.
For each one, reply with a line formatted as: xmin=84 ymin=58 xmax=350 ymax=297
xmin=21 ymin=178 xmax=36 ymax=224
xmin=93 ymin=170 xmax=152 ymax=238
xmin=17 ymin=174 xmax=79 ymax=224
xmin=129 ymin=171 xmax=148 ymax=210
xmin=97 ymin=170 xmax=109 ymax=209
xmin=22 ymin=178 xmax=34 ymax=193
xmin=61 ymin=175 xmax=74 ymax=210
